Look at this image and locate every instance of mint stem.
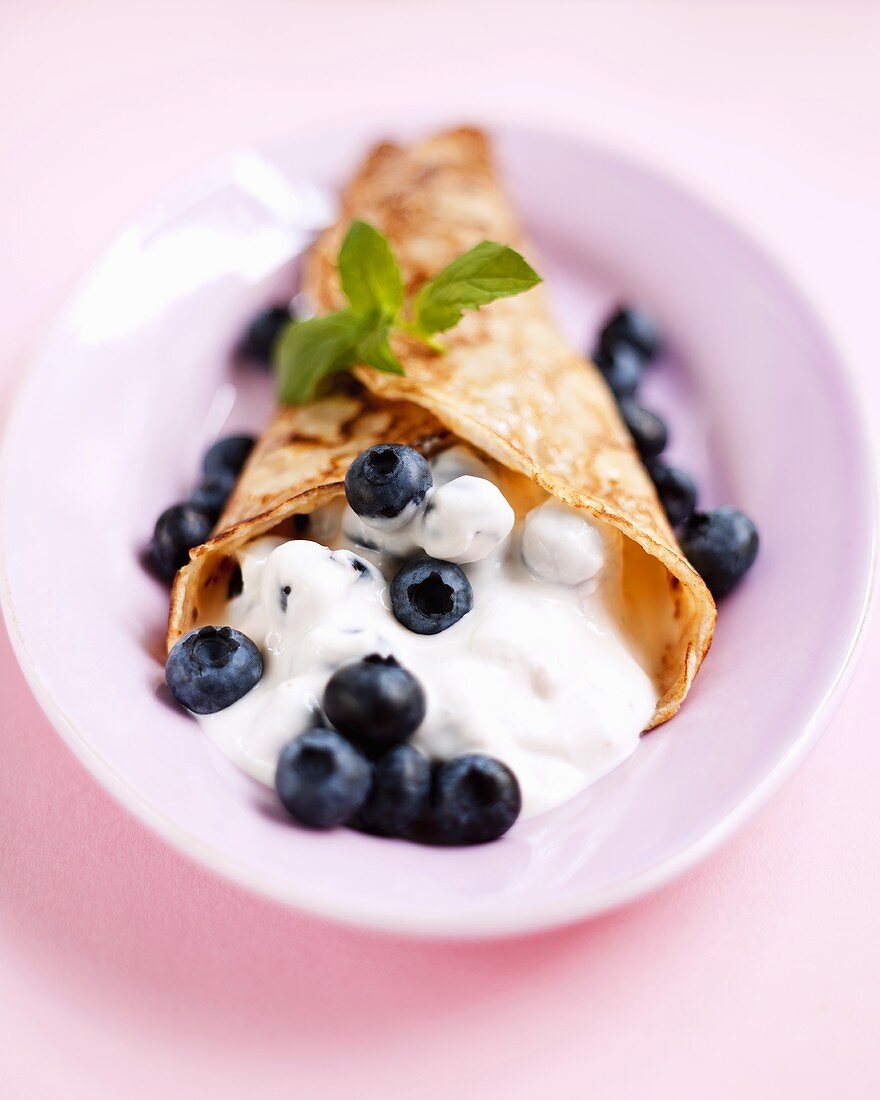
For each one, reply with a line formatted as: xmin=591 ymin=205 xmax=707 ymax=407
xmin=397 ymin=323 xmax=445 ymax=354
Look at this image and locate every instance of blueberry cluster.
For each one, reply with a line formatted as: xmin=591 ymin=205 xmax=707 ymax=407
xmin=275 ymin=655 xmax=521 ymax=844
xmin=271 ymin=651 xmax=519 ymax=840
xmin=147 ymin=434 xmax=255 ymax=580
xmin=593 ymin=306 xmax=759 ymax=599
xmin=165 ymin=632 xmax=521 ymax=844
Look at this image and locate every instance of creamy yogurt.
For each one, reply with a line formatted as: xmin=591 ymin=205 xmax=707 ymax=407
xmin=421 ymin=476 xmax=515 ymax=563
xmin=197 ymin=447 xmax=658 ymax=817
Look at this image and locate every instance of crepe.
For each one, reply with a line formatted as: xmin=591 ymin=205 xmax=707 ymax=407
xmin=169 ymin=127 xmax=715 ymax=727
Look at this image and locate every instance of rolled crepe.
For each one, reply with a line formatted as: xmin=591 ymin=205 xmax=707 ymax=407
xmin=169 ymin=127 xmax=715 ymax=727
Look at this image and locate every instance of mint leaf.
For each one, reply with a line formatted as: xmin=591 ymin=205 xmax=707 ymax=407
xmin=338 ymin=220 xmax=404 ymax=318
xmin=275 ymin=225 xmax=543 ymax=406
xmin=275 ymin=310 xmax=364 ymax=404
xmin=356 ymin=323 xmax=404 ymax=376
xmin=413 ymin=241 xmax=541 ymax=334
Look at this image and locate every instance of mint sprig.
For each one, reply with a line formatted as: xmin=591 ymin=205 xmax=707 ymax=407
xmin=275 ymin=220 xmax=541 ymax=404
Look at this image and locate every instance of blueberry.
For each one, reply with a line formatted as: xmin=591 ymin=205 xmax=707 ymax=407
xmin=323 ymin=654 xmax=426 ymax=749
xmin=240 ymin=304 xmax=292 ymax=364
xmin=619 ymin=399 xmax=668 ymax=460
xmin=432 ymin=753 xmax=521 ymax=844
xmin=345 ymin=444 xmax=432 ymax=523
xmin=598 ymin=306 xmax=662 ymax=361
xmin=275 ymin=728 xmax=371 ymax=829
xmin=202 ymin=434 xmax=256 ymax=479
xmin=190 ymin=473 xmax=235 ymax=520
xmin=648 ymin=461 xmax=697 ymax=527
xmin=165 ymin=625 xmax=263 ymax=714
xmin=679 ymin=507 xmax=759 ymax=599
xmin=391 ymin=557 xmax=474 ymax=635
xmin=149 ymin=502 xmax=214 ymax=580
xmin=592 ymin=343 xmax=643 ymax=400
xmin=355 ymin=743 xmax=431 ymax=836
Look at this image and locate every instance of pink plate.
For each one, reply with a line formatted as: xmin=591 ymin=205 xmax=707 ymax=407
xmin=0 ymin=124 xmax=874 ymax=937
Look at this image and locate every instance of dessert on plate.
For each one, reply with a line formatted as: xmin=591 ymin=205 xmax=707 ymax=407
xmin=150 ymin=127 xmax=757 ymax=844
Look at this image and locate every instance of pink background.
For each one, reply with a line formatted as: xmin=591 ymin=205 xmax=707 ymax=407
xmin=1 ymin=2 xmax=878 ymax=1097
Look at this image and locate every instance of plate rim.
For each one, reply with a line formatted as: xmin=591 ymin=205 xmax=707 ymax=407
xmin=1 ymin=118 xmax=876 ymax=938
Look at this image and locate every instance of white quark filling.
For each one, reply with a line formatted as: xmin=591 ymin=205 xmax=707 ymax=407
xmin=421 ymin=476 xmax=515 ymax=564
xmin=197 ymin=446 xmax=659 ymax=818
xmin=522 ymin=499 xmax=606 ymax=585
